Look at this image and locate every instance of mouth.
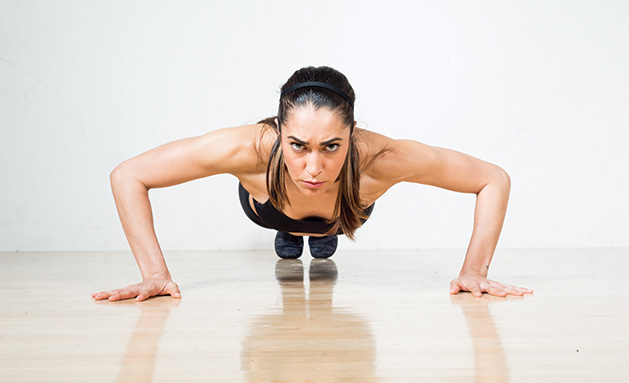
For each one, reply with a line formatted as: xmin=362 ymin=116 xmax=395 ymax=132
xmin=302 ymin=180 xmax=325 ymax=189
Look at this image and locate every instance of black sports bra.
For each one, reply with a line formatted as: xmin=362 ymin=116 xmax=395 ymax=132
xmin=238 ymin=182 xmax=374 ymax=235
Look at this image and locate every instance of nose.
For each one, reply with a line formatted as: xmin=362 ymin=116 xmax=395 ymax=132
xmin=305 ymin=152 xmax=322 ymax=178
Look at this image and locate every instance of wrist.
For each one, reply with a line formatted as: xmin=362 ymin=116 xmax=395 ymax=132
xmin=459 ymin=265 xmax=489 ymax=278
xmin=142 ymin=271 xmax=172 ymax=281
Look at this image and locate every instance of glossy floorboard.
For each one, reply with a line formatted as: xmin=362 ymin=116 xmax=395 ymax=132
xmin=1 ymin=248 xmax=628 ymax=382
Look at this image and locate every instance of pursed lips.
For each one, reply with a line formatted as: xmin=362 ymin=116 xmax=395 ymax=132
xmin=302 ymin=180 xmax=325 ymax=188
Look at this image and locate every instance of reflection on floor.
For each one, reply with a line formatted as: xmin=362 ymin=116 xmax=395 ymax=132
xmin=0 ymin=249 xmax=628 ymax=382
xmin=242 ymin=259 xmax=376 ymax=381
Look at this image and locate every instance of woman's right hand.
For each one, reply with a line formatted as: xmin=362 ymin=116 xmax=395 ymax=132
xmin=92 ymin=276 xmax=181 ymax=302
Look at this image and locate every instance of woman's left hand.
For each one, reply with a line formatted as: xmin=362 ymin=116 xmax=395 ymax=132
xmin=450 ymin=274 xmax=533 ymax=297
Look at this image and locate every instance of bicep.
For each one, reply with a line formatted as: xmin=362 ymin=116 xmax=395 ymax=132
xmin=384 ymin=140 xmax=508 ymax=194
xmin=113 ymin=125 xmax=262 ymax=189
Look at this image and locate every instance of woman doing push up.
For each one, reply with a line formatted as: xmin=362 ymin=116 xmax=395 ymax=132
xmin=92 ymin=66 xmax=533 ymax=302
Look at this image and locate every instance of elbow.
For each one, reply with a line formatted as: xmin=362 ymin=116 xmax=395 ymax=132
xmin=110 ymin=161 xmax=141 ymax=193
xmin=109 ymin=163 xmax=126 ymax=193
xmin=478 ymin=166 xmax=510 ymax=196
xmin=494 ymin=166 xmax=511 ymax=194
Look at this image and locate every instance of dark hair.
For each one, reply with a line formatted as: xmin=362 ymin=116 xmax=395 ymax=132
xmin=258 ymin=66 xmax=367 ymax=240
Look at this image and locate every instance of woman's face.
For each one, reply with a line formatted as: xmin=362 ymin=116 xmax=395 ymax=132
xmin=280 ymin=105 xmax=352 ymax=197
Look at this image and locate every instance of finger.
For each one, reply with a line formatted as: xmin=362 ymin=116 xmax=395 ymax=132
xmin=491 ymin=280 xmax=535 ymax=296
xmin=450 ymin=279 xmax=462 ymax=295
xmin=109 ymin=288 xmax=139 ymax=301
xmin=499 ymin=283 xmax=534 ymax=294
xmin=94 ymin=289 xmax=121 ymax=300
xmin=138 ymin=282 xmax=169 ymax=301
xmin=135 ymin=290 xmax=151 ymax=302
xmin=469 ymin=281 xmax=483 ymax=297
xmin=92 ymin=291 xmax=104 ymax=299
xmin=168 ymin=285 xmax=181 ymax=299
xmin=506 ymin=288 xmax=533 ymax=296
xmin=484 ymin=280 xmax=510 ymax=297
xmin=485 ymin=284 xmax=508 ymax=297
xmin=92 ymin=292 xmax=111 ymax=300
xmin=501 ymin=286 xmax=526 ymax=296
xmin=516 ymin=287 xmax=533 ymax=294
xmin=108 ymin=293 xmax=125 ymax=301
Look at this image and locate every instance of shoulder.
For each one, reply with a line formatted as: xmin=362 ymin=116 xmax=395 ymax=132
xmin=356 ymin=129 xmax=435 ymax=184
xmin=197 ymin=123 xmax=277 ymax=176
xmin=112 ymin=123 xmax=278 ymax=190
xmin=357 ymin=129 xmax=507 ymax=195
xmin=200 ymin=123 xmax=275 ymax=152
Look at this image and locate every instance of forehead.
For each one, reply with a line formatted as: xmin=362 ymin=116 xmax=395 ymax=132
xmin=282 ymin=106 xmax=349 ymax=140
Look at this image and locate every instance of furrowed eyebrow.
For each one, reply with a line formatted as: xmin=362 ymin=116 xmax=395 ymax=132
xmin=287 ymin=136 xmax=308 ymax=145
xmin=287 ymin=136 xmax=342 ymax=146
xmin=320 ymin=138 xmax=342 ymax=146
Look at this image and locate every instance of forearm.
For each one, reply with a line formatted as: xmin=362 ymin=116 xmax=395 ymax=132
xmin=111 ymin=167 xmax=172 ymax=281
xmin=459 ymin=171 xmax=510 ymax=277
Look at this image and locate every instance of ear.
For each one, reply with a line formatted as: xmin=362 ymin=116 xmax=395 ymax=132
xmin=275 ymin=118 xmax=280 ymax=131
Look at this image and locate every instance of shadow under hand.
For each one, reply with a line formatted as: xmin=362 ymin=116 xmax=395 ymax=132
xmin=242 ymin=258 xmax=377 ymax=382
xmin=450 ymin=293 xmax=518 ymax=383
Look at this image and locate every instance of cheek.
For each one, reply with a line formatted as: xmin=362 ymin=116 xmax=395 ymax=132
xmin=282 ymin=149 xmax=301 ymax=175
xmin=331 ymin=157 xmax=346 ymax=174
xmin=331 ymin=148 xmax=349 ymax=171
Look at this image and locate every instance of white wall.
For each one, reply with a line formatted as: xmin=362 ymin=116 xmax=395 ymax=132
xmin=1 ymin=0 xmax=627 ymax=251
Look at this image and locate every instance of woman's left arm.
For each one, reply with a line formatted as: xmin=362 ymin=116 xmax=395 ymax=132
xmin=447 ymin=161 xmax=533 ymax=297
xmin=375 ymin=138 xmax=533 ymax=297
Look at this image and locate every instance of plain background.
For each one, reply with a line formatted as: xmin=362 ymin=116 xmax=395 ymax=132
xmin=1 ymin=0 xmax=627 ymax=252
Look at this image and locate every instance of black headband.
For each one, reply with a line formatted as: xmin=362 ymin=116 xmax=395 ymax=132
xmin=280 ymin=81 xmax=354 ymax=109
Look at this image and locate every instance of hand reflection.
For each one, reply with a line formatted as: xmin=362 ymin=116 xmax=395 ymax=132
xmin=450 ymin=293 xmax=521 ymax=382
xmin=94 ymin=296 xmax=180 ymax=383
xmin=242 ymin=259 xmax=377 ymax=382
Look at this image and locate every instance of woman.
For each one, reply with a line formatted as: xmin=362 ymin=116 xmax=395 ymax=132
xmin=92 ymin=66 xmax=533 ymax=302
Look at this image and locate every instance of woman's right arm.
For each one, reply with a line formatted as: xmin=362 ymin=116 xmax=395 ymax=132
xmin=92 ymin=125 xmax=266 ymax=301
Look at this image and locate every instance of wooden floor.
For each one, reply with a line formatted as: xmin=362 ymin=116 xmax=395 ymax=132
xmin=1 ymin=248 xmax=627 ymax=382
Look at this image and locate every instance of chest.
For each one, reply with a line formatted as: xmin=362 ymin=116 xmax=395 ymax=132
xmin=282 ymin=189 xmax=338 ymax=220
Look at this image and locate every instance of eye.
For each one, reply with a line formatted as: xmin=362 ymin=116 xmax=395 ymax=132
xmin=290 ymin=142 xmax=305 ymax=152
xmin=325 ymin=144 xmax=340 ymax=153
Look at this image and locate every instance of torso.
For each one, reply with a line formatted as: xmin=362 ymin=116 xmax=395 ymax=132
xmin=235 ymin=124 xmax=395 ymax=234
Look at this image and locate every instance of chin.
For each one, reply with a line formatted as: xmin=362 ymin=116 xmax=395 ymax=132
xmin=300 ymin=183 xmax=325 ymax=194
